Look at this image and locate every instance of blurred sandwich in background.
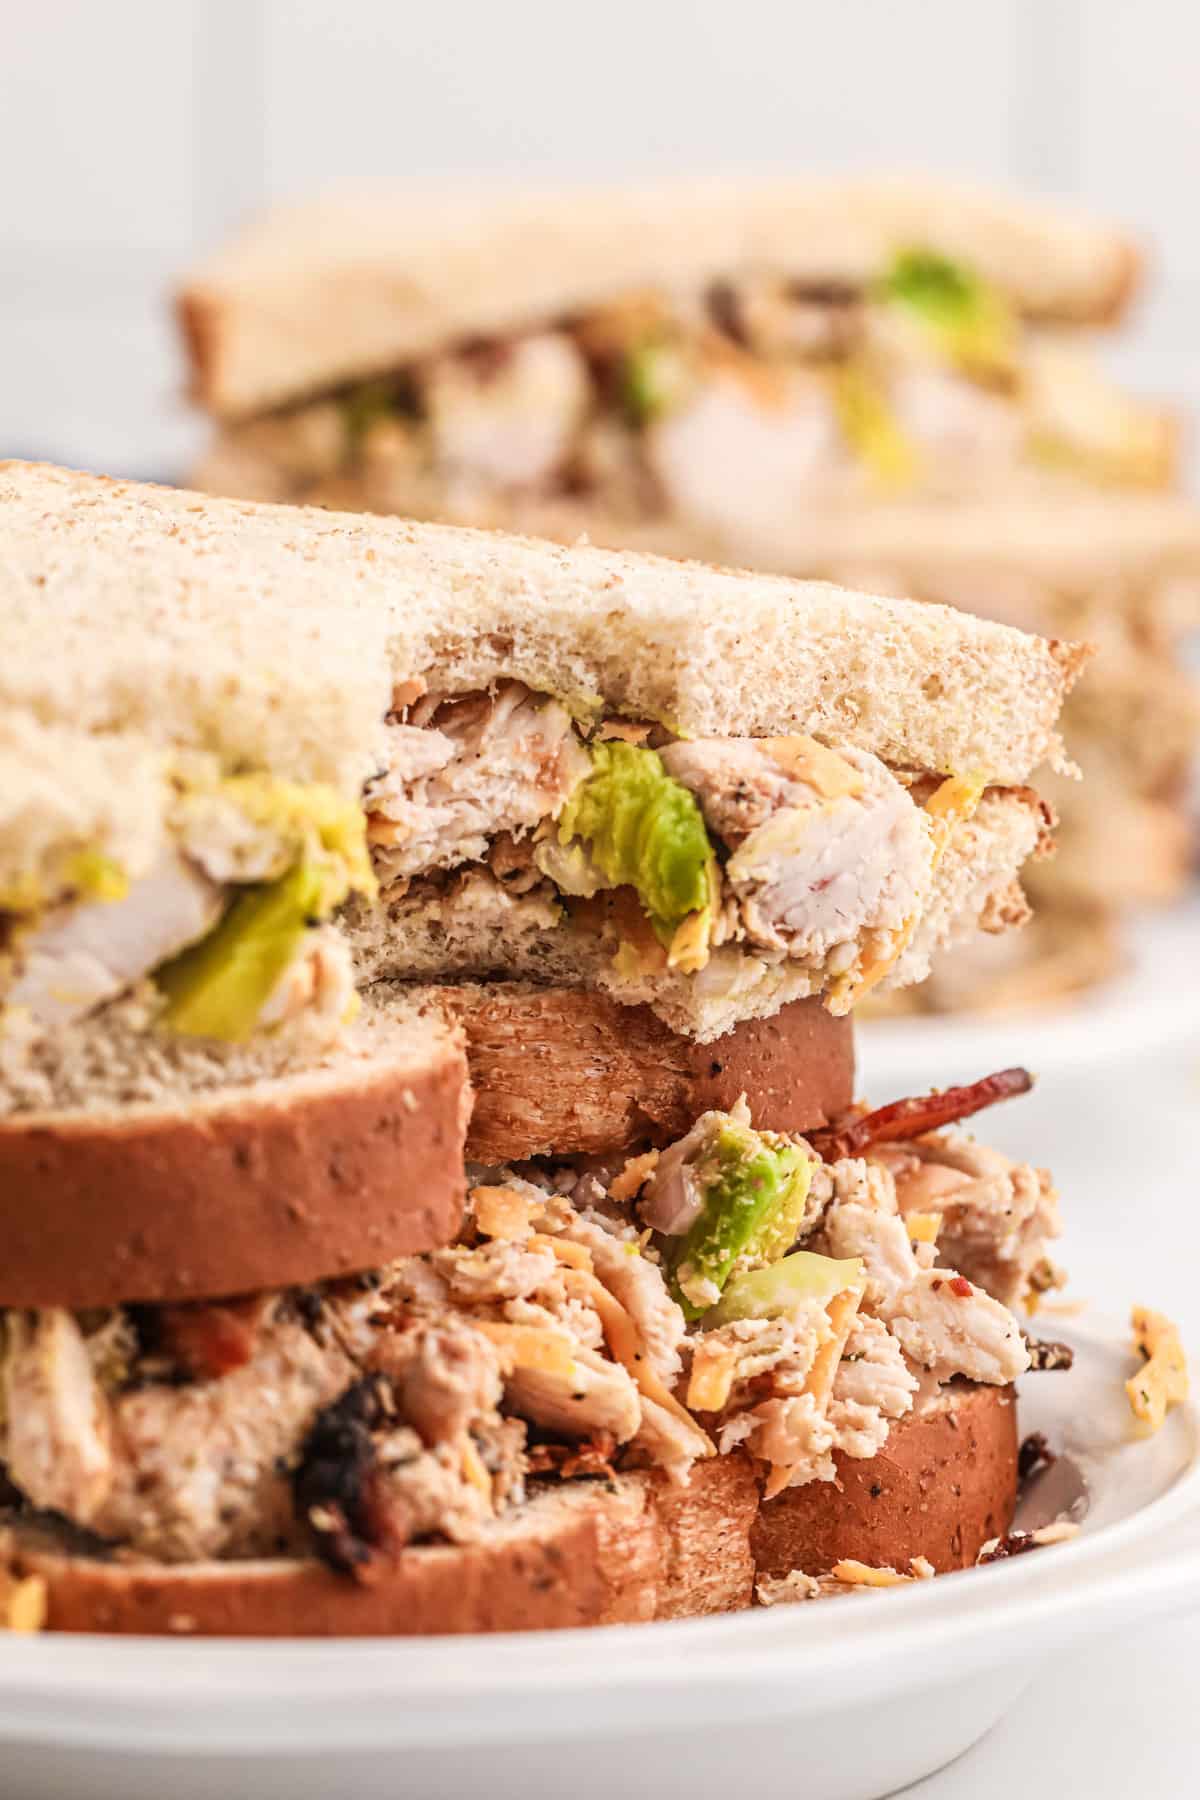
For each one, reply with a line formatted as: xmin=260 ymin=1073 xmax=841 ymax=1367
xmin=178 ymin=174 xmax=1200 ymax=1011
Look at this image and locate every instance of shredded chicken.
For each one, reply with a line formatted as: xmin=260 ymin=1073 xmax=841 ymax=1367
xmin=504 ymin=1343 xmax=642 ymax=1444
xmin=366 ymin=682 xmax=589 ymax=883
xmin=883 ymin=1270 xmax=1031 ymax=1386
xmin=423 ymin=332 xmax=591 ymax=494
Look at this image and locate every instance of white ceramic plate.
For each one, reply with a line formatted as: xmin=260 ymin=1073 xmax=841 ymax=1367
xmin=857 ymin=896 xmax=1200 ymax=1098
xmin=1 ymin=1318 xmax=1196 ymax=1800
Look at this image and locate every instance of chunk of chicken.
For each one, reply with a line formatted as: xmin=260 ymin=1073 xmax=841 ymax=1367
xmin=6 ymin=850 xmax=222 ymax=1026
xmin=366 ymin=683 xmax=590 ymax=882
xmin=878 ymin=1133 xmax=1062 ymax=1308
xmin=559 ymin=1213 xmax=687 ymax=1385
xmin=424 ymin=332 xmax=592 ymax=493
xmin=504 ymin=1344 xmax=642 ymax=1444
xmin=647 ymin=373 xmax=849 ymax=537
xmin=2 ymin=1311 xmax=113 ymax=1524
xmin=825 ymin=1316 xmax=917 ymax=1459
xmin=883 ymin=1270 xmax=1031 ymax=1387
xmin=370 ymin=1320 xmax=504 ymax=1450
xmin=890 ymin=366 xmax=1023 ymax=480
xmin=661 ymin=740 xmax=933 ymax=970
xmin=631 ymin=1394 xmax=713 ymax=1483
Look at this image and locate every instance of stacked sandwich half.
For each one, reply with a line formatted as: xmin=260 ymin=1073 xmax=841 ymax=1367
xmin=0 ymin=463 xmax=1082 ymax=1633
xmin=182 ymin=173 xmax=1200 ymax=1011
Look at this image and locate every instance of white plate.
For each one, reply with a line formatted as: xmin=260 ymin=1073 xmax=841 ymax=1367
xmin=857 ymin=896 xmax=1200 ymax=1098
xmin=1 ymin=1318 xmax=1197 ymax=1800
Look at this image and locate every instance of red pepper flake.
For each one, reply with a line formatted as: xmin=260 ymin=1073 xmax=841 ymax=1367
xmin=931 ymin=1278 xmax=943 ymax=1291
xmin=949 ymin=1276 xmax=973 ymax=1298
xmin=808 ymin=1067 xmax=1033 ymax=1163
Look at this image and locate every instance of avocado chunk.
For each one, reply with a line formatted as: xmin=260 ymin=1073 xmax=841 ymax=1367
xmin=213 ymin=774 xmax=374 ymax=906
xmin=704 ymin=1249 xmax=864 ymax=1328
xmin=620 ymin=339 xmax=691 ymax=426
xmin=668 ymin=1121 xmax=813 ymax=1320
xmin=555 ymin=740 xmax=716 ymax=945
xmin=880 ymin=249 xmax=1016 ymax=378
xmin=156 ymin=858 xmax=325 ymax=1041
xmin=833 ymin=363 xmax=917 ymax=486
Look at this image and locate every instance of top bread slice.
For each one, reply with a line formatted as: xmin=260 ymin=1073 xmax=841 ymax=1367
xmin=0 ymin=464 xmax=1082 ymax=803
xmin=177 ymin=176 xmax=1142 ymax=417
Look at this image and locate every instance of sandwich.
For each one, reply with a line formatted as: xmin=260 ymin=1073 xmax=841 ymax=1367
xmin=179 ymin=175 xmax=1176 ymax=542
xmin=0 ymin=464 xmax=1084 ymax=1633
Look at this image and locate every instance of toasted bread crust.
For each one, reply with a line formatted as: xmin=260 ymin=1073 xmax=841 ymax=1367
xmin=751 ymin=1382 xmax=1019 ymax=1578
xmin=416 ymin=984 xmax=855 ymax=1161
xmin=1 ymin=1457 xmax=758 ymax=1636
xmin=0 ymin=1039 xmax=471 ymax=1309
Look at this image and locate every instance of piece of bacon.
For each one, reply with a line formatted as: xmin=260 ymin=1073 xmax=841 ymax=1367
xmin=156 ymin=1294 xmax=271 ymax=1380
xmin=808 ymin=1067 xmax=1033 ymax=1164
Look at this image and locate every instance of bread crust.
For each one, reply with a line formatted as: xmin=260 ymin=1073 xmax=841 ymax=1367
xmin=1 ymin=1456 xmax=758 ymax=1636
xmin=0 ymin=1038 xmax=471 ymax=1309
xmin=417 ymin=984 xmax=855 ymax=1161
xmin=750 ymin=1382 xmax=1019 ymax=1578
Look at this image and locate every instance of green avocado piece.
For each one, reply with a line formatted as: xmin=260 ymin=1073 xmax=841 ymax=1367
xmin=704 ymin=1249 xmax=864 ymax=1329
xmin=555 ymin=741 xmax=715 ymax=942
xmin=880 ymin=248 xmax=1016 ymax=376
xmin=155 ymin=859 xmax=325 ymax=1041
xmin=620 ymin=339 xmax=690 ymax=427
xmin=669 ymin=1122 xmax=812 ymax=1320
xmin=213 ymin=774 xmax=375 ymax=906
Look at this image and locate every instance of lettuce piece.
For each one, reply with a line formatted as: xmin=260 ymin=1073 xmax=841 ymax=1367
xmin=556 ymin=741 xmax=715 ymax=942
xmin=704 ymin=1249 xmax=864 ymax=1328
xmin=156 ymin=859 xmax=325 ymax=1041
xmin=669 ymin=1121 xmax=812 ymax=1320
xmin=620 ymin=339 xmax=691 ymax=426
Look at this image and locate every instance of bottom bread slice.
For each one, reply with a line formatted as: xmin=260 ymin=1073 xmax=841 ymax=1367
xmin=1 ymin=1386 xmax=1016 ymax=1634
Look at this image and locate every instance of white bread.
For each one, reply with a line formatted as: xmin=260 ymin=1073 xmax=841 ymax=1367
xmin=178 ymin=177 xmax=1141 ymax=417
xmin=0 ymin=1001 xmax=470 ymax=1309
xmin=1 ymin=1387 xmax=1019 ymax=1632
xmin=348 ymin=788 xmax=1047 ymax=1041
xmin=409 ymin=983 xmax=855 ymax=1161
xmin=0 ymin=464 xmax=1081 ymax=791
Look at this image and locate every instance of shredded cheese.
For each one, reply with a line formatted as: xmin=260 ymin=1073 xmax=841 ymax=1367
xmin=1126 ymin=1306 xmax=1189 ymax=1432
xmin=563 ymin=1268 xmax=713 ymax=1454
xmin=472 ymin=1185 xmax=539 ymax=1241
xmin=475 ymin=1322 xmax=576 ymax=1379
xmin=906 ymin=1211 xmax=942 ymax=1245
xmin=609 ymin=1151 xmax=659 ymax=1205
xmin=759 ymin=736 xmax=865 ymax=799
xmin=530 ymin=1233 xmax=594 ymax=1271
xmin=761 ymin=1282 xmax=865 ymax=1500
xmin=831 ymin=1560 xmax=911 ymax=1588
xmin=686 ymin=1338 xmax=740 ymax=1414
xmin=1 ymin=1574 xmax=47 ymax=1634
xmin=460 ymin=1439 xmax=493 ymax=1502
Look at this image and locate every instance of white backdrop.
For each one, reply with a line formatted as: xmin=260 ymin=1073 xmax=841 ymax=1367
xmin=1 ymin=0 xmax=1198 ymax=476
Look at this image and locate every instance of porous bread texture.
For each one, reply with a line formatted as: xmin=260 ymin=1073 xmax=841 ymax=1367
xmin=179 ymin=175 xmax=1140 ymax=417
xmin=0 ymin=980 xmax=450 ymax=1118
xmin=0 ymin=464 xmax=1080 ymax=788
xmin=345 ymin=788 xmax=1045 ymax=1041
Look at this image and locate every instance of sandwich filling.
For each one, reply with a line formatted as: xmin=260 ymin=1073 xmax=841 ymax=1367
xmin=0 ymin=684 xmax=1038 ymax=1074
xmin=0 ymin=1076 xmax=1063 ymax=1568
xmin=196 ymin=248 xmax=1171 ymax=524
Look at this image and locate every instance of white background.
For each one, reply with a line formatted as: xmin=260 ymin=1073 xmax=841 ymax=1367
xmin=3 ymin=5 xmax=1200 ymax=1793
xmin=2 ymin=0 xmax=1199 ymax=475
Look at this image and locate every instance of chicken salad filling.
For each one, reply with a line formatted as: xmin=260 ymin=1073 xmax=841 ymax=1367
xmin=198 ymin=249 xmax=1172 ymax=523
xmin=0 ymin=1074 xmax=1063 ymax=1569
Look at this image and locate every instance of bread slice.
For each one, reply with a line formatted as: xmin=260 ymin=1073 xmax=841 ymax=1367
xmin=0 ymin=1455 xmax=759 ymax=1636
xmin=178 ymin=177 xmax=1140 ymax=417
xmin=349 ymin=787 xmax=1047 ymax=1042
xmin=751 ymin=1381 xmax=1018 ymax=1579
xmin=0 ymin=1389 xmax=1018 ymax=1633
xmin=409 ymin=983 xmax=855 ymax=1161
xmin=0 ymin=1003 xmax=470 ymax=1309
xmin=0 ymin=463 xmax=1081 ymax=789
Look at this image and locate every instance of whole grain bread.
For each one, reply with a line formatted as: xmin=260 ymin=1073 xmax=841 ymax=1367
xmin=0 ymin=464 xmax=1081 ymax=791
xmin=0 ymin=1455 xmax=758 ymax=1636
xmin=410 ymin=983 xmax=855 ymax=1161
xmin=0 ymin=1003 xmax=471 ymax=1308
xmin=178 ymin=176 xmax=1141 ymax=417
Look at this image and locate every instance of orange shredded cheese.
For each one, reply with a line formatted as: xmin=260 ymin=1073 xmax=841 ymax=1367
xmin=1 ymin=1573 xmax=47 ymax=1633
xmin=563 ymin=1269 xmax=712 ymax=1453
xmin=906 ymin=1211 xmax=943 ymax=1245
xmin=475 ymin=1322 xmax=575 ymax=1379
xmin=531 ymin=1234 xmax=594 ymax=1271
xmin=461 ymin=1439 xmax=493 ymax=1501
xmin=472 ymin=1185 xmax=539 ymax=1241
xmin=759 ymin=736 xmax=864 ymax=799
xmin=1126 ymin=1306 xmax=1189 ymax=1432
xmin=832 ymin=1560 xmax=911 ymax=1588
xmin=686 ymin=1338 xmax=740 ymax=1413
